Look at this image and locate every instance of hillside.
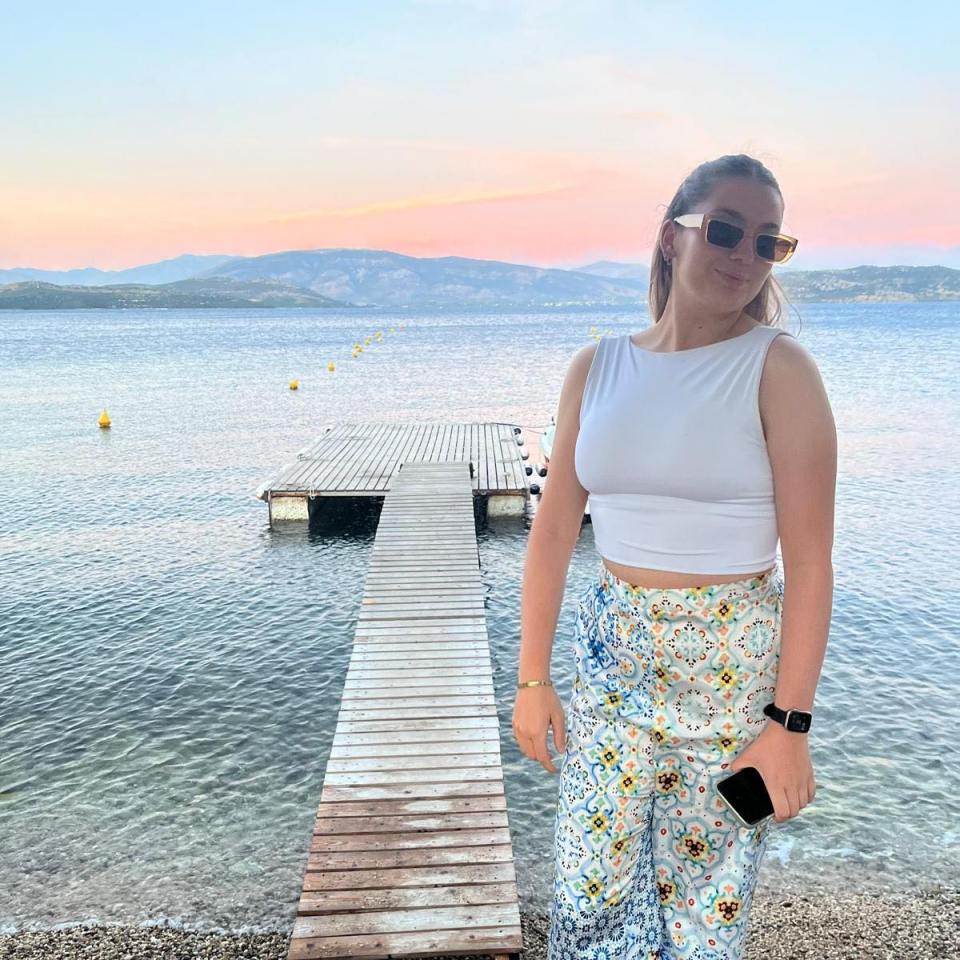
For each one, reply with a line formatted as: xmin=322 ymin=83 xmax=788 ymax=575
xmin=0 ymin=278 xmax=351 ymax=309
xmin=200 ymin=249 xmax=646 ymax=307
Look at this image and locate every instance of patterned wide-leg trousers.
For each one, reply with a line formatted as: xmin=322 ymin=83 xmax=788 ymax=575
xmin=547 ymin=558 xmax=784 ymax=960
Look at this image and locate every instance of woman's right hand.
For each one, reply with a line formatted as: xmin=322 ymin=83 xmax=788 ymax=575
xmin=512 ymin=686 xmax=566 ymax=774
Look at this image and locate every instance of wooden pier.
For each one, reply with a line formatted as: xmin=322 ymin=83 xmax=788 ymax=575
xmin=287 ymin=460 xmax=524 ymax=960
xmin=255 ymin=422 xmax=534 ymax=525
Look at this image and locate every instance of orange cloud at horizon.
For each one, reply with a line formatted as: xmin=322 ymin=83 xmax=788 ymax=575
xmin=1 ymin=157 xmax=956 ymax=271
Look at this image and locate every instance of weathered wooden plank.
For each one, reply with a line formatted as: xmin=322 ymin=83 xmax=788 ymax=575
xmin=350 ymin=643 xmax=492 ymax=676
xmin=344 ymin=672 xmax=491 ymax=684
xmin=312 ymin=811 xmax=509 ymax=833
xmin=288 ymin=923 xmax=522 ymax=960
xmin=367 ymin=529 xmax=474 ymax=541
xmin=301 ymin=859 xmax=515 ymax=890
xmin=331 ymin=729 xmax=499 ymax=749
xmin=336 ymin=709 xmax=497 ymax=726
xmin=341 ymin=677 xmax=493 ymax=693
xmin=358 ymin=620 xmax=484 ymax=627
xmin=292 ymin=900 xmax=520 ymax=937
xmin=356 ymin=595 xmax=484 ymax=609
xmin=487 ymin=422 xmax=503 ymax=490
xmin=333 ymin=716 xmax=499 ymax=735
xmin=319 ymin=777 xmax=505 ymax=804
xmin=306 ymin=842 xmax=514 ymax=869
xmin=353 ymin=620 xmax=486 ymax=631
xmin=310 ymin=826 xmax=513 ymax=853
xmin=350 ymin=636 xmax=488 ymax=646
xmin=338 ymin=694 xmax=496 ymax=710
xmin=298 ymin=879 xmax=518 ymax=912
xmin=498 ymin=421 xmax=523 ymax=489
xmin=324 ymin=754 xmax=503 ymax=774
xmin=320 ymin=773 xmax=503 ymax=790
xmin=311 ymin=795 xmax=508 ymax=817
xmin=344 ymin=653 xmax=487 ymax=673
xmin=342 ymin=671 xmax=491 ymax=685
xmin=332 ymin=728 xmax=499 ymax=743
xmin=363 ymin=557 xmax=483 ymax=590
xmin=329 ymin=745 xmax=502 ymax=763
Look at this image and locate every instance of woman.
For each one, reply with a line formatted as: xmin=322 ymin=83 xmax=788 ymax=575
xmin=513 ymin=154 xmax=837 ymax=960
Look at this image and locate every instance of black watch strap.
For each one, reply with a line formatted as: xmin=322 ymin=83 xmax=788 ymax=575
xmin=763 ymin=701 xmax=813 ymax=732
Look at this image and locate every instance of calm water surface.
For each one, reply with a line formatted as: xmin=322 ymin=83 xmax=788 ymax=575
xmin=1 ymin=303 xmax=957 ymax=933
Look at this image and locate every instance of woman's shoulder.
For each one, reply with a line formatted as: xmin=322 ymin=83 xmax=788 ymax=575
xmin=759 ymin=329 xmax=831 ymax=421
xmin=565 ymin=337 xmax=606 ymax=377
xmin=558 ymin=338 xmax=609 ymax=408
xmin=762 ymin=325 xmax=814 ymax=365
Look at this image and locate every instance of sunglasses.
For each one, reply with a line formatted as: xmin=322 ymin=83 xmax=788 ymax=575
xmin=672 ymin=213 xmax=798 ymax=264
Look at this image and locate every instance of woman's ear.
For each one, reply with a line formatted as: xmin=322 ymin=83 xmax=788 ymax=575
xmin=659 ymin=221 xmax=677 ymax=261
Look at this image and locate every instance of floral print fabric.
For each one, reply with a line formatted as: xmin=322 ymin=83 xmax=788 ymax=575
xmin=547 ymin=559 xmax=785 ymax=960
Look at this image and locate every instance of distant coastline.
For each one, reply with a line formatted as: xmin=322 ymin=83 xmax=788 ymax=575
xmin=0 ymin=278 xmax=352 ymax=310
xmin=1 ymin=250 xmax=957 ymax=308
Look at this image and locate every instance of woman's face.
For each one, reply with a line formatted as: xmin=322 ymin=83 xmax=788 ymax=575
xmin=666 ymin=178 xmax=785 ymax=309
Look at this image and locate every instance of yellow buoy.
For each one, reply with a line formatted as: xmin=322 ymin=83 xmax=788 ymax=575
xmin=389 ymin=327 xmax=395 ymax=334
xmin=289 ymin=379 xmax=300 ymax=390
xmin=98 ymin=407 xmax=111 ymax=429
xmin=364 ymin=336 xmax=372 ymax=346
xmin=327 ymin=361 xmax=335 ymax=372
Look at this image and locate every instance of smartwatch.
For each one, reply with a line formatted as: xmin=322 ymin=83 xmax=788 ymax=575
xmin=763 ymin=701 xmax=813 ymax=733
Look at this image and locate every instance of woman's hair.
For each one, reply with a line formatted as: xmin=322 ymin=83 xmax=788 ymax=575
xmin=648 ymin=153 xmax=800 ymax=333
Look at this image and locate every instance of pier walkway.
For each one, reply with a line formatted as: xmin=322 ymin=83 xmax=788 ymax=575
xmin=287 ymin=460 xmax=524 ymax=960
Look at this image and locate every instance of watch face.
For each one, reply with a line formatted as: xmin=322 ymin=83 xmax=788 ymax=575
xmin=787 ymin=712 xmax=811 ymax=732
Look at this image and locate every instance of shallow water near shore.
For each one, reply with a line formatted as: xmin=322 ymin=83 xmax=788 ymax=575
xmin=1 ymin=302 xmax=957 ymax=934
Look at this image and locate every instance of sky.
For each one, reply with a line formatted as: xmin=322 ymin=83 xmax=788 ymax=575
xmin=2 ymin=0 xmax=957 ymax=272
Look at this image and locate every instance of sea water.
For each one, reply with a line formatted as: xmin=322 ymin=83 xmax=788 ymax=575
xmin=0 ymin=302 xmax=957 ymax=932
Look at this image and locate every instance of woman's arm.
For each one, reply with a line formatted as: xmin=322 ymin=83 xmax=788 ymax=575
xmin=729 ymin=333 xmax=837 ymax=822
xmin=762 ymin=334 xmax=838 ymax=715
xmin=517 ymin=342 xmax=596 ymax=685
xmin=513 ymin=342 xmax=596 ymax=775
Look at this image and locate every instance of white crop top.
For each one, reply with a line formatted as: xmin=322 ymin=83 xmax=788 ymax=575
xmin=574 ymin=324 xmax=793 ymax=574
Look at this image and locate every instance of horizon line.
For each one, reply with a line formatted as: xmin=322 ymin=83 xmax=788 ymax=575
xmin=2 ymin=243 xmax=959 ymax=275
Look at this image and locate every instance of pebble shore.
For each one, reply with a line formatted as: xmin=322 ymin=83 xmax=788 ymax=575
xmin=1 ymin=888 xmax=956 ymax=960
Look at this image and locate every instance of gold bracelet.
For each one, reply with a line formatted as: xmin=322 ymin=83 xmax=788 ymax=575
xmin=517 ymin=679 xmax=553 ymax=689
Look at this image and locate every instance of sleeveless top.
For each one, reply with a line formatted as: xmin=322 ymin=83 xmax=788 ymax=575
xmin=574 ymin=324 xmax=794 ymax=574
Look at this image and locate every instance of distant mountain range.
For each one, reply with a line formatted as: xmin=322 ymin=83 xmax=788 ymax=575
xmin=576 ymin=260 xmax=649 ymax=281
xmin=197 ymin=249 xmax=646 ymax=307
xmin=0 ymin=254 xmax=234 ymax=287
xmin=1 ymin=248 xmax=958 ymax=308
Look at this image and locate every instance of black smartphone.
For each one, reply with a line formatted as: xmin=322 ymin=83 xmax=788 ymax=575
xmin=716 ymin=766 xmax=775 ymax=828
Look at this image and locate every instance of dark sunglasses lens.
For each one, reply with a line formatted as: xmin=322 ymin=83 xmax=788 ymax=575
xmin=705 ymin=219 xmax=742 ymax=249
xmin=758 ymin=234 xmax=793 ymax=262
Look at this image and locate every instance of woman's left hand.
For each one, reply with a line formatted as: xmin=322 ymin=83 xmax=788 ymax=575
xmin=728 ymin=721 xmax=817 ymax=823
